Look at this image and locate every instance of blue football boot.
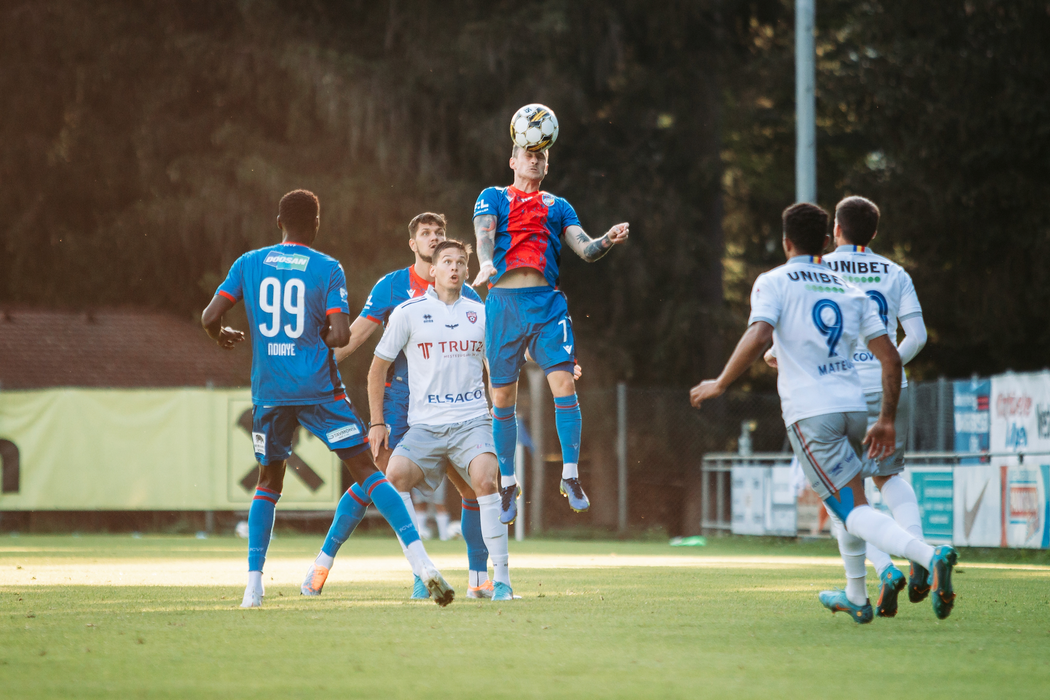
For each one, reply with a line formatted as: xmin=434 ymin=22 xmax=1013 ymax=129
xmin=492 ymin=581 xmax=517 ymax=601
xmin=929 ymin=545 xmax=958 ymax=620
xmin=818 ymin=589 xmax=874 ymax=624
xmin=411 ymin=574 xmax=431 ymax=600
xmin=908 ymin=561 xmax=931 ymax=603
xmin=875 ymin=565 xmax=906 ymax=618
xmin=499 ymin=483 xmax=520 ymax=525
xmin=559 ymin=477 xmax=590 ymax=513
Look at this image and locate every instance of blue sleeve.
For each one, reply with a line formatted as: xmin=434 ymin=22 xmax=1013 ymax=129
xmin=216 ymin=254 xmax=245 ymax=303
xmin=558 ymin=197 xmax=581 ymax=231
xmin=462 ymin=285 xmax=482 ymax=302
xmin=360 ymin=275 xmax=392 ymax=323
xmin=326 ymin=262 xmax=350 ymax=316
xmin=473 ymin=187 xmax=503 ymax=219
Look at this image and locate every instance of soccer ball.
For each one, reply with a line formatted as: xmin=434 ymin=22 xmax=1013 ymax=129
xmin=510 ymin=104 xmax=559 ymax=152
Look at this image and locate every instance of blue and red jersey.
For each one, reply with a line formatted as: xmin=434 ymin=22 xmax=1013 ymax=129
xmin=216 ymin=242 xmax=350 ymax=406
xmin=473 ymin=186 xmax=581 ymax=288
xmin=359 ymin=265 xmax=481 ymax=383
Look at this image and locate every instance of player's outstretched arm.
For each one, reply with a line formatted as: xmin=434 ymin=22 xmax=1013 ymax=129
xmin=201 ymin=295 xmax=245 ymax=350
xmin=334 ymin=316 xmax=381 ymax=363
xmin=366 ymin=355 xmax=393 ymax=459
xmin=472 ymin=214 xmax=497 ymax=287
xmin=563 ymin=223 xmax=629 ymax=263
xmin=862 ymin=334 xmax=902 ymax=460
xmin=689 ymin=322 xmax=773 ymax=408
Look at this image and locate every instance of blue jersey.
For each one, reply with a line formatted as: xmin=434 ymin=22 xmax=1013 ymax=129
xmin=217 ymin=242 xmax=350 ymax=406
xmin=360 ymin=265 xmax=481 ymax=384
xmin=472 ymin=186 xmax=581 ymax=288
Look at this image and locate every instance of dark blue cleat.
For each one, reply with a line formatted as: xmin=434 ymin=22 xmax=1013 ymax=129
xmin=559 ymin=478 xmax=590 ymax=513
xmin=876 ymin=565 xmax=906 ymax=618
xmin=499 ymin=483 xmax=520 ymax=525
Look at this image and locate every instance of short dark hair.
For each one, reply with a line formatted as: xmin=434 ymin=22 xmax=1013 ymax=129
xmin=511 ymin=144 xmax=549 ymax=159
xmin=408 ymin=212 xmax=446 ymax=238
xmin=835 ymin=196 xmax=880 ymax=246
xmin=432 ymin=238 xmax=472 ymax=262
xmin=782 ymin=202 xmax=829 ymax=255
xmin=279 ymin=190 xmax=319 ymax=234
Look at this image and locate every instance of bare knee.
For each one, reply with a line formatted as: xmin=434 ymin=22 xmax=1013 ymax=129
xmin=492 ymin=383 xmax=518 ymax=408
xmin=257 ymin=461 xmax=286 ymax=493
xmin=546 ymin=369 xmax=575 ymax=397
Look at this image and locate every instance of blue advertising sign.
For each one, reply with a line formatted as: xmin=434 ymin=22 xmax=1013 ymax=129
xmin=954 ymin=378 xmax=990 ymax=464
xmin=911 ymin=469 xmax=954 ymax=543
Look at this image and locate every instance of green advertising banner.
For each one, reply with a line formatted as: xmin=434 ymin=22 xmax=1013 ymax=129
xmin=0 ymin=389 xmax=345 ymax=510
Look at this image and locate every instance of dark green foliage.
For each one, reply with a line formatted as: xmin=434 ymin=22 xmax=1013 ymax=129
xmin=1 ymin=1 xmax=1046 ymax=382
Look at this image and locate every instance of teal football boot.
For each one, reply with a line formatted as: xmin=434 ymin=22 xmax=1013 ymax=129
xmin=411 ymin=574 xmax=430 ymax=600
xmin=908 ymin=561 xmax=931 ymax=603
xmin=929 ymin=546 xmax=958 ymax=620
xmin=492 ymin=581 xmax=517 ymax=601
xmin=818 ymin=589 xmax=874 ymax=624
xmin=875 ymin=565 xmax=906 ymax=618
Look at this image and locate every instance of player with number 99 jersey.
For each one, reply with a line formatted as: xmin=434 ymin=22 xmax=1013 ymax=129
xmin=748 ymin=255 xmax=887 ymax=426
xmin=217 ymin=241 xmax=350 ymax=406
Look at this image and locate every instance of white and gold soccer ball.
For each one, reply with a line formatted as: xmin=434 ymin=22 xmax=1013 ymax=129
xmin=509 ymin=104 xmax=559 ymax=152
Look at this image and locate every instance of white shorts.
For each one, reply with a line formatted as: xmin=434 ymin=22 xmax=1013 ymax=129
xmin=392 ymin=416 xmax=495 ymax=494
xmin=861 ymin=385 xmax=910 ymax=478
xmin=786 ymin=411 xmax=867 ymax=501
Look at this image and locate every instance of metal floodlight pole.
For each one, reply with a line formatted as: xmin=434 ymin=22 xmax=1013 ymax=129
xmin=796 ymin=0 xmax=817 ymax=203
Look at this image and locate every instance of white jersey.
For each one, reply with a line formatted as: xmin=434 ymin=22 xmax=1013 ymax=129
xmin=823 ymin=244 xmax=922 ymax=394
xmin=749 ymin=255 xmax=888 ymax=426
xmin=374 ymin=287 xmax=488 ymax=427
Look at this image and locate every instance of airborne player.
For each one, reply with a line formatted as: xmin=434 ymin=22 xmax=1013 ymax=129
xmin=472 ymin=143 xmax=628 ymax=525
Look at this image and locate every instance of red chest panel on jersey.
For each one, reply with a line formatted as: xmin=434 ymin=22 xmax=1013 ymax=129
xmin=505 ymin=189 xmax=551 ymax=273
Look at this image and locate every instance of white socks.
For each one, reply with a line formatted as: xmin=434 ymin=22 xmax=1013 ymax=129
xmin=866 ymin=543 xmax=893 ymax=577
xmin=477 ymin=492 xmax=510 ymax=586
xmin=562 ymin=462 xmax=579 ymax=480
xmin=828 ymin=511 xmax=868 ymax=605
xmin=470 ymin=569 xmax=488 ymax=588
xmin=397 ymin=491 xmax=431 ymax=578
xmin=880 ymin=476 xmax=925 ymax=540
xmin=846 ymin=505 xmax=935 ymax=569
xmin=501 ymin=474 xmax=517 ymax=489
xmin=436 ymin=511 xmax=450 ymax=541
xmin=315 ymin=551 xmax=334 ymax=569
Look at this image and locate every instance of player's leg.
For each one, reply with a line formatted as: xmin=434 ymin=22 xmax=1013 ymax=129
xmin=385 ymin=453 xmax=439 ymax=599
xmin=451 ymin=416 xmax=516 ymax=601
xmin=485 ymin=288 xmax=531 ymax=524
xmin=828 ymin=411 xmax=956 ymax=619
xmin=243 ymin=406 xmax=297 ymax=608
xmin=445 ymin=466 xmax=492 ymax=597
xmin=869 ymin=386 xmax=930 ymax=603
xmin=300 ymin=399 xmax=453 ymax=606
xmin=411 ymin=488 xmax=434 ymax=540
xmin=303 ymin=391 xmax=407 ymax=595
xmin=531 ymin=289 xmax=587 ymax=512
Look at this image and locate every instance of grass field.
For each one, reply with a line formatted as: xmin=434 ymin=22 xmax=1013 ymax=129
xmin=1 ymin=534 xmax=1048 ymax=699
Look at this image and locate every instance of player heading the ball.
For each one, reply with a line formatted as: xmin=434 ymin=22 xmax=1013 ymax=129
xmin=473 ymin=105 xmax=629 ymax=525
xmin=201 ymin=189 xmax=453 ymax=608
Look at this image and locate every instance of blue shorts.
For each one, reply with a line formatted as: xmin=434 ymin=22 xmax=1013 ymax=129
xmin=384 ymin=382 xmax=411 ymax=449
xmin=252 ymin=397 xmax=368 ymax=466
xmin=485 ymin=286 xmax=576 ymax=387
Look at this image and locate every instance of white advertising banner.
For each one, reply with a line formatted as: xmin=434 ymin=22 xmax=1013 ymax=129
xmin=952 ymin=466 xmax=1003 ymax=547
xmin=977 ymin=371 xmax=1050 ymax=548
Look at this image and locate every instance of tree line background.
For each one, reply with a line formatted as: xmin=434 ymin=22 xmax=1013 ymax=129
xmin=2 ymin=0 xmax=1048 ymax=389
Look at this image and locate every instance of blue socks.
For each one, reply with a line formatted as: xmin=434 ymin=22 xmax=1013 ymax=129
xmin=321 ymin=483 xmax=370 ymax=557
xmin=493 ymin=405 xmax=517 ymax=481
xmin=554 ymin=394 xmax=582 ymax=479
xmin=364 ymin=472 xmax=420 ymax=547
xmin=461 ymin=498 xmax=489 ymax=572
xmin=248 ymin=487 xmax=281 ymax=572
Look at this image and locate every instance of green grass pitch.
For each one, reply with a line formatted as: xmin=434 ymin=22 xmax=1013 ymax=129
xmin=1 ymin=534 xmax=1048 ymax=699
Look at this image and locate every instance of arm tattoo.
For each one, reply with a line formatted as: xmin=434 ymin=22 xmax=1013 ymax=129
xmin=582 ymin=234 xmax=614 ymax=262
xmin=474 ymin=214 xmax=496 ymax=265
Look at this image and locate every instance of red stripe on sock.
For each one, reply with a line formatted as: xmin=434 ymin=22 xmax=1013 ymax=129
xmin=348 ymin=489 xmax=370 ymax=507
xmin=461 ymin=500 xmax=479 ymax=511
xmin=253 ymin=494 xmax=278 ymax=505
xmin=494 ymin=414 xmax=515 ymax=421
xmin=366 ymin=477 xmax=389 ymax=495
xmin=256 ymin=487 xmax=281 ymax=497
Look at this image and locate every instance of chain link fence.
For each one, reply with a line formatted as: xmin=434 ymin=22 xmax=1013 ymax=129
xmin=504 ymin=375 xmax=964 ymax=538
